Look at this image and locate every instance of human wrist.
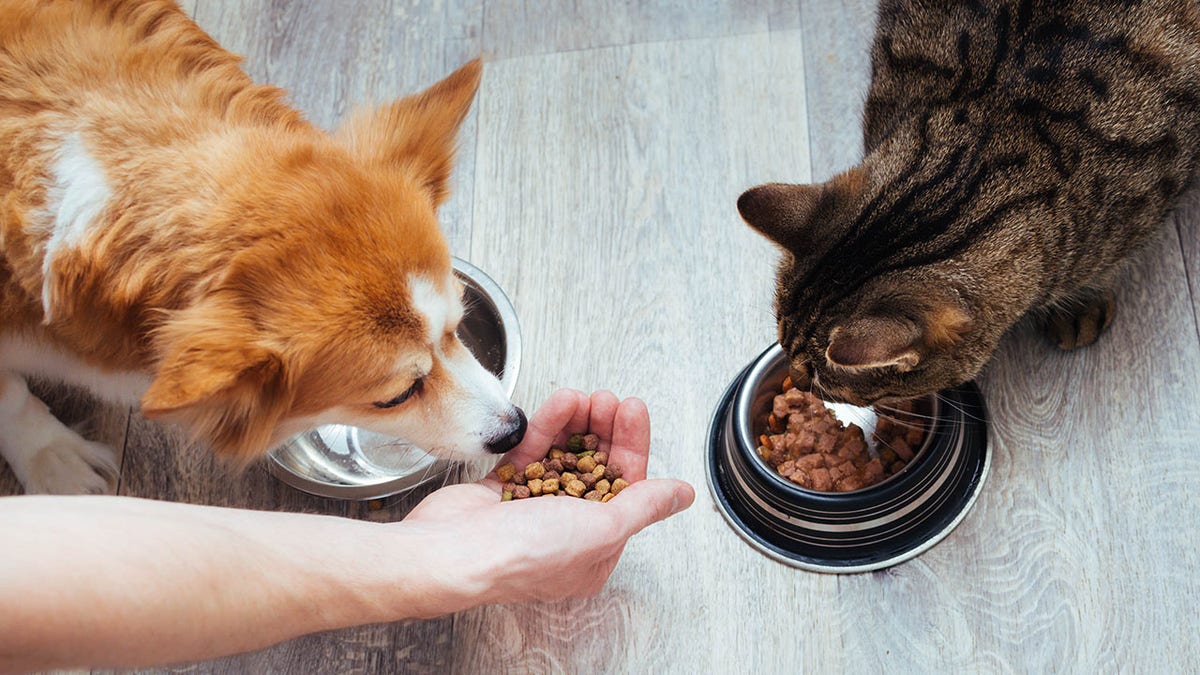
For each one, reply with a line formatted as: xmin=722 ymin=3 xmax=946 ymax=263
xmin=363 ymin=520 xmax=498 ymax=619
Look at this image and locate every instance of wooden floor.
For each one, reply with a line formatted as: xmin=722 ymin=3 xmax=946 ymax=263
xmin=4 ymin=1 xmax=1200 ymax=672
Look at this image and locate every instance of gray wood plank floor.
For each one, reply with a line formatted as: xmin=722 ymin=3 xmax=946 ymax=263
xmin=2 ymin=1 xmax=1198 ymax=673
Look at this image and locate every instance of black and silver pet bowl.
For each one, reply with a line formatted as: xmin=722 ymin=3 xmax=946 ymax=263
xmin=707 ymin=343 xmax=990 ymax=573
xmin=265 ymin=257 xmax=520 ymax=501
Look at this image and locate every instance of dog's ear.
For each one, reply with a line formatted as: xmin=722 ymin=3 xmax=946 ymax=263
xmin=141 ymin=300 xmax=294 ymax=463
xmin=336 ymin=58 xmax=483 ymax=206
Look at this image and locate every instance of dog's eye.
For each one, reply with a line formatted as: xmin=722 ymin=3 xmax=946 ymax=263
xmin=373 ymin=378 xmax=424 ymax=409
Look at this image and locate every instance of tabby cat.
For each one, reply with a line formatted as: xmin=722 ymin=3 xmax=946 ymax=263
xmin=738 ymin=0 xmax=1200 ymax=405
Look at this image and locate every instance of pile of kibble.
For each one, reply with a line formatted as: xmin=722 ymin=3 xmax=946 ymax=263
xmin=496 ymin=433 xmax=628 ymax=502
xmin=757 ymin=381 xmax=926 ymax=492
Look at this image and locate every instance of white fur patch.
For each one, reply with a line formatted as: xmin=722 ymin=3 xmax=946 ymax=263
xmin=0 ymin=334 xmax=150 ymax=407
xmin=39 ymin=132 xmax=113 ymax=321
xmin=334 ymin=273 xmax=517 ymax=458
xmin=408 ymin=275 xmax=457 ymax=345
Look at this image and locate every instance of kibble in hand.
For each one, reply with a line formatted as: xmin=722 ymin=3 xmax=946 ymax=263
xmin=496 ymin=430 xmax=632 ymax=503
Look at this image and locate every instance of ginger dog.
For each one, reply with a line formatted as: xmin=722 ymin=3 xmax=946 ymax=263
xmin=0 ymin=0 xmax=525 ymax=494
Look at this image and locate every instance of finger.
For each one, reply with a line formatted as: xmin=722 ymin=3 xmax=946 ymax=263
xmin=584 ymin=390 xmax=620 ymax=446
xmin=604 ymin=478 xmax=695 ymax=540
xmin=555 ymin=389 xmax=592 ymax=447
xmin=484 ymin=388 xmax=583 ymax=487
xmin=605 ymin=397 xmax=651 ymax=481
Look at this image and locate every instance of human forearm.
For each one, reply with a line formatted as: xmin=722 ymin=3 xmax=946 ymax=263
xmin=0 ymin=496 xmax=450 ymax=672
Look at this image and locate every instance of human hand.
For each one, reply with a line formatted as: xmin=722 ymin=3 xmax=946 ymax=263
xmin=401 ymin=388 xmax=695 ymax=611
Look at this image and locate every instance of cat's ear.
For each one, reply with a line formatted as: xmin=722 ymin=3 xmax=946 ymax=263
xmin=826 ymin=317 xmax=923 ymax=371
xmin=737 ymin=168 xmax=866 ymax=251
xmin=826 ymin=304 xmax=972 ymax=371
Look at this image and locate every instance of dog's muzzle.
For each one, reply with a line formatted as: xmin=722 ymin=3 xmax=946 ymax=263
xmin=485 ymin=407 xmax=528 ymax=454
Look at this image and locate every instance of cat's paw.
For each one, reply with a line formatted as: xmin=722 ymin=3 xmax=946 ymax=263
xmin=23 ymin=435 xmax=119 ymax=495
xmin=1043 ymin=290 xmax=1117 ymax=350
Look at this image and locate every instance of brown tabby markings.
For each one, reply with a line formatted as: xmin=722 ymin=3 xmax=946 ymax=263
xmin=739 ymin=0 xmax=1200 ymax=405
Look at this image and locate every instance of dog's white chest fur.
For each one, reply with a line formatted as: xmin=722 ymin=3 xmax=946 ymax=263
xmin=37 ymin=131 xmax=113 ymax=320
xmin=0 ymin=334 xmax=149 ymax=407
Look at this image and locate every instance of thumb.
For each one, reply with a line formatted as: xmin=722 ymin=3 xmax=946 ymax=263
xmin=606 ymin=478 xmax=695 ymax=539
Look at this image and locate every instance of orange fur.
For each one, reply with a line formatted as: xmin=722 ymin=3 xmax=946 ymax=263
xmin=0 ymin=0 xmax=489 ymax=461
xmin=923 ymin=303 xmax=973 ymax=349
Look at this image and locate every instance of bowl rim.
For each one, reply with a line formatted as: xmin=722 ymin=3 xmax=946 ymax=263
xmin=451 ymin=256 xmax=522 ymax=396
xmin=706 ymin=346 xmax=992 ymax=573
xmin=263 ymin=256 xmax=520 ymax=500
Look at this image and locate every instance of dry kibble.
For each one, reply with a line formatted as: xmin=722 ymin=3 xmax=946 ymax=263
xmin=524 ymin=462 xmax=545 ymax=480
xmin=495 ymin=463 xmax=516 ymax=483
xmin=566 ymin=479 xmax=587 ymax=497
xmin=498 ymin=430 xmax=633 ymax=503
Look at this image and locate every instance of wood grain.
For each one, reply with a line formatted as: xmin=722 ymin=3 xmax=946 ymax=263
xmin=799 ymin=0 xmax=878 ymax=182
xmin=1 ymin=1 xmax=1198 ymax=673
xmin=454 ymin=30 xmax=817 ymax=675
xmin=1174 ymin=179 xmax=1200 ymax=347
xmin=479 ymin=0 xmax=783 ymax=61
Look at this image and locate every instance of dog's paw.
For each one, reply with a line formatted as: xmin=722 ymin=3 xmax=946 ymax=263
xmin=24 ymin=435 xmax=119 ymax=495
xmin=1043 ymin=290 xmax=1117 ymax=350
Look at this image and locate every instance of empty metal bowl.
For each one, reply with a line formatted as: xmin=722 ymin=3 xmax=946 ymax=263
xmin=265 ymin=257 xmax=520 ymax=500
xmin=707 ymin=343 xmax=990 ymax=573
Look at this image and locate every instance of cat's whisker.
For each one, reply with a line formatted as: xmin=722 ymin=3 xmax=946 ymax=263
xmin=871 ymin=411 xmax=930 ymax=432
xmin=930 ymin=392 xmax=988 ymax=424
xmin=872 ymin=402 xmax=939 ymax=420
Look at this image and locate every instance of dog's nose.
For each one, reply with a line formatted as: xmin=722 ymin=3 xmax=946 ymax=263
xmin=485 ymin=406 xmax=527 ymax=454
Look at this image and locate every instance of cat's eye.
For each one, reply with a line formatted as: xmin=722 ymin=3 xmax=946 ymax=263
xmin=373 ymin=378 xmax=424 ymax=409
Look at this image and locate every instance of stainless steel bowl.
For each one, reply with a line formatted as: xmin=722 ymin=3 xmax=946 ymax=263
xmin=265 ymin=257 xmax=520 ymax=500
xmin=707 ymin=343 xmax=991 ymax=573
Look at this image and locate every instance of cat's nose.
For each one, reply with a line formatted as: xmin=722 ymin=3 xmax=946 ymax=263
xmin=788 ymin=362 xmax=813 ymax=391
